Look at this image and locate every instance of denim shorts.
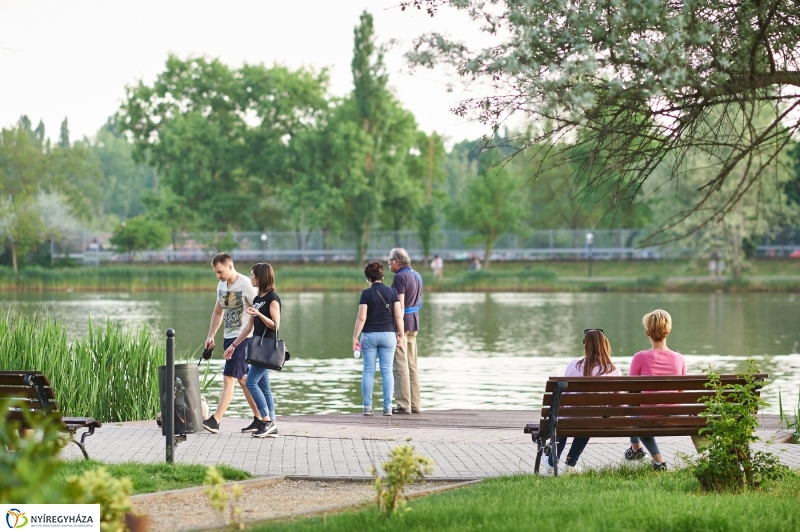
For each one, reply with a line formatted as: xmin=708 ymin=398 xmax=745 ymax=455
xmin=223 ymin=337 xmax=251 ymax=379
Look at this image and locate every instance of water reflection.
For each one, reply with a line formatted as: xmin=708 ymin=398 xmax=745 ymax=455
xmin=1 ymin=291 xmax=798 ymax=416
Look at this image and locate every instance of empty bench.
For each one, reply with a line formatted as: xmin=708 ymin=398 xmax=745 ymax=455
xmin=1 ymin=370 xmax=102 ymax=459
xmin=524 ymin=374 xmax=767 ymax=476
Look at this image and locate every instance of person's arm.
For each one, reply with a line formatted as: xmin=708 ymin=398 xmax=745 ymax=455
xmin=393 ymin=301 xmax=404 ymax=346
xmin=246 ymin=300 xmax=280 ymax=331
xmin=392 ymin=277 xmax=406 ymax=312
xmin=353 ymin=304 xmax=367 ymax=351
xmin=206 ymin=300 xmax=224 ymax=350
xmin=223 ymin=319 xmax=254 ymax=360
xmin=629 ymin=353 xmax=642 ymax=376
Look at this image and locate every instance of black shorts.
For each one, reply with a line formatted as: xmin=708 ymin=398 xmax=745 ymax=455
xmin=223 ymin=337 xmax=251 ymax=379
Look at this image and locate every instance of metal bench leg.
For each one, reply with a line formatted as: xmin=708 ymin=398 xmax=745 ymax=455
xmin=534 ymin=440 xmax=543 ymax=475
xmin=72 ymin=425 xmax=97 ymax=460
xmin=551 ymin=432 xmax=559 ymax=477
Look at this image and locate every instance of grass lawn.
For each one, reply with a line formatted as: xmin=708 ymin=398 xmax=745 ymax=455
xmin=252 ymin=467 xmax=800 ymax=532
xmin=51 ymin=460 xmax=251 ymax=495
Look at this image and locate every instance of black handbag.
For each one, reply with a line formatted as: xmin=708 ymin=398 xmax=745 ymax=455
xmin=246 ymin=327 xmax=290 ymax=371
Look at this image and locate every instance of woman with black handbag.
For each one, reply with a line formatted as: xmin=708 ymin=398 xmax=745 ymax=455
xmin=230 ymin=262 xmax=281 ymax=438
xmin=352 ymin=261 xmax=404 ymax=416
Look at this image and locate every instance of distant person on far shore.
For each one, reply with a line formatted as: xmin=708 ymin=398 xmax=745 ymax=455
xmin=389 ymin=248 xmax=423 ymax=414
xmin=709 ymin=251 xmax=718 ymax=279
xmin=202 ymin=253 xmax=261 ymax=434
xmin=352 ymin=261 xmax=403 ymax=416
xmin=624 ymin=309 xmax=686 ymax=471
xmin=430 ymin=254 xmax=443 ymax=280
xmin=544 ymin=328 xmax=621 ymax=475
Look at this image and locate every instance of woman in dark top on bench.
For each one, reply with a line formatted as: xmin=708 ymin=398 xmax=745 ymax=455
xmin=352 ymin=261 xmax=404 ymax=417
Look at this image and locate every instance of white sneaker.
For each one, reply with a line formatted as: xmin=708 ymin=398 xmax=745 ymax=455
xmin=542 ymin=462 xmax=580 ymax=476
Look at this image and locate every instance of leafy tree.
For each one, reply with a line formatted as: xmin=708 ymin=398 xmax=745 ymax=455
xmin=59 ymin=117 xmax=70 ymax=149
xmin=405 ymin=0 xmax=800 ymax=243
xmin=109 ymin=216 xmax=170 ymax=261
xmin=89 ymin=119 xmax=156 ymax=225
xmin=346 ymin=11 xmax=420 ymax=261
xmin=118 ymin=55 xmax=329 ymax=232
xmin=408 ymin=131 xmax=446 ymax=260
xmin=0 ymin=123 xmax=50 ymax=271
xmin=448 ymin=150 xmax=527 ymax=269
xmin=282 ymin=101 xmax=372 ymax=254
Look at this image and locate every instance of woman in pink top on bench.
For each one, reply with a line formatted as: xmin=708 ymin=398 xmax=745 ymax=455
xmin=624 ymin=309 xmax=686 ymax=471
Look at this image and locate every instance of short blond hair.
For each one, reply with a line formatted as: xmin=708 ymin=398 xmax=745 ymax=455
xmin=643 ymin=309 xmax=672 ymax=342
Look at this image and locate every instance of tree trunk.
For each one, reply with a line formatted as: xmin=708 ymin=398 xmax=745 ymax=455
xmin=10 ymin=241 xmax=17 ymax=273
xmin=483 ymin=236 xmax=495 ymax=270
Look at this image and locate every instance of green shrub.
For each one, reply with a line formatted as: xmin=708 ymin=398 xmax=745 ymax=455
xmin=65 ymin=467 xmax=133 ymax=532
xmin=371 ymin=444 xmax=434 ymax=518
xmin=0 ymin=400 xmax=70 ymax=503
xmin=692 ymin=361 xmax=787 ymax=492
xmin=778 ymin=389 xmax=800 ymax=444
xmin=204 ymin=465 xmax=244 ymax=530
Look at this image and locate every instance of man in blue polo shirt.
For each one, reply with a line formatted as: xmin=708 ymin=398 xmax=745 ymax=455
xmin=388 ymin=247 xmax=423 ymax=414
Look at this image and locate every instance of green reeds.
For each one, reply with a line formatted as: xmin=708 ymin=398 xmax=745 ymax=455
xmin=778 ymin=389 xmax=800 ymax=444
xmin=0 ymin=313 xmax=175 ymax=422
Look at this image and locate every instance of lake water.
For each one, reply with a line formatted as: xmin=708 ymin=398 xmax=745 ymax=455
xmin=2 ymin=291 xmax=799 ymax=416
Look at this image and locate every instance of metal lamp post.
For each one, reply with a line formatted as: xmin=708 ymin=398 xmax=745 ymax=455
xmin=585 ymin=232 xmax=594 ymax=278
xmin=260 ymin=233 xmax=267 ymax=260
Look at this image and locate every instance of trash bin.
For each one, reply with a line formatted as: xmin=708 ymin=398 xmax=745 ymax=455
xmin=158 ymin=363 xmax=203 ymax=435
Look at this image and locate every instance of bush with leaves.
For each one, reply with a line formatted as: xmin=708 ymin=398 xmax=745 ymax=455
xmin=109 ymin=215 xmax=170 ymax=260
xmin=693 ymin=361 xmax=787 ymax=492
xmin=65 ymin=467 xmax=133 ymax=532
xmin=204 ymin=465 xmax=244 ymax=530
xmin=0 ymin=400 xmax=70 ymax=503
xmin=371 ymin=444 xmax=434 ymax=518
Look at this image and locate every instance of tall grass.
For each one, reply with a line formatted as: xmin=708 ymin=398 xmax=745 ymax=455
xmin=0 ymin=313 xmax=175 ymax=422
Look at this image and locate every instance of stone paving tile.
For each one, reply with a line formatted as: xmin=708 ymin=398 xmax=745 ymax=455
xmin=62 ymin=423 xmax=800 ymax=478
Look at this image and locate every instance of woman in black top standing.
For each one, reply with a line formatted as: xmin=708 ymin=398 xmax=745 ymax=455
xmin=352 ymin=261 xmax=404 ymax=416
xmin=244 ymin=263 xmax=280 ymax=437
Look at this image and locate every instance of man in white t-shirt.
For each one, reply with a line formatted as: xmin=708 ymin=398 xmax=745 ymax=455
xmin=202 ymin=253 xmax=260 ymax=433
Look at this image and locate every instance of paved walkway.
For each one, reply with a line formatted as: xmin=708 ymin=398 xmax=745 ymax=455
xmin=61 ymin=410 xmax=800 ymax=479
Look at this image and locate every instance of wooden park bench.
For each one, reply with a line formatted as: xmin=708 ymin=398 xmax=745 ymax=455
xmin=524 ymin=374 xmax=767 ymax=476
xmin=0 ymin=370 xmax=102 ymax=459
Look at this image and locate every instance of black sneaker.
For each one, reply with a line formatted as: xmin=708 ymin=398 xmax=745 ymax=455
xmin=203 ymin=417 xmax=220 ymax=434
xmin=241 ymin=416 xmax=261 ymax=433
xmin=266 ymin=427 xmax=279 ymax=438
xmin=253 ymin=421 xmax=277 ymax=438
xmin=624 ymin=446 xmax=646 ymax=460
xmin=392 ymin=407 xmax=411 ymax=415
xmin=651 ymin=461 xmax=668 ymax=471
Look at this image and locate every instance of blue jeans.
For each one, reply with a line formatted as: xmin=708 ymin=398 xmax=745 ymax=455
xmin=630 ymin=436 xmax=661 ymax=456
xmin=246 ymin=365 xmax=275 ymax=420
xmin=360 ymin=331 xmax=395 ymax=410
xmin=548 ymin=437 xmax=590 ymax=467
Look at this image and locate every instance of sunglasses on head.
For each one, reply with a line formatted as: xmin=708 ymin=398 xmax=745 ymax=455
xmin=584 ymin=328 xmax=604 ymax=334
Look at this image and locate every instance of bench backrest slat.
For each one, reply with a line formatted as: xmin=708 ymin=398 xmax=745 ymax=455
xmin=543 ymin=374 xmax=766 ymax=393
xmin=558 ymin=416 xmax=708 ymax=430
xmin=542 ymin=391 xmax=747 ymax=406
xmin=541 ymin=405 xmax=707 ymax=417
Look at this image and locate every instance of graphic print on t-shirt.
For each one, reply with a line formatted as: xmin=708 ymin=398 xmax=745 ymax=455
xmin=220 ymin=289 xmax=245 ymax=333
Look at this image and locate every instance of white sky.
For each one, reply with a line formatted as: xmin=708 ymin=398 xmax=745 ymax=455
xmin=0 ymin=0 xmax=492 ymax=147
